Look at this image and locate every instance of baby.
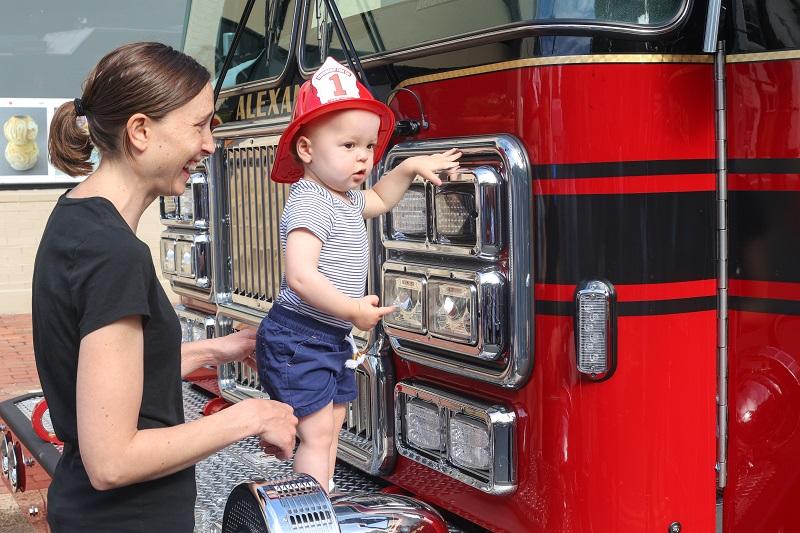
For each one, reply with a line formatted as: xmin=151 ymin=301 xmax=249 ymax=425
xmin=256 ymin=57 xmax=459 ymax=492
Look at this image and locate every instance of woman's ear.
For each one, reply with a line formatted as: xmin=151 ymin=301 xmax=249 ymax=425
xmin=126 ymin=113 xmax=150 ymax=153
xmin=296 ymin=135 xmax=313 ymax=164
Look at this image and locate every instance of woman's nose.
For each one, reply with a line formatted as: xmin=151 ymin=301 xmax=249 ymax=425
xmin=201 ymin=127 xmax=215 ymax=155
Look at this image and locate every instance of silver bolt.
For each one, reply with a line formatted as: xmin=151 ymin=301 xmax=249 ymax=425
xmin=669 ymin=522 xmax=681 ymax=533
xmin=28 ymin=506 xmax=39 ymax=516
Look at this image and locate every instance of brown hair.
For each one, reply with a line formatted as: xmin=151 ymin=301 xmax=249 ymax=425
xmin=49 ymin=42 xmax=210 ymax=177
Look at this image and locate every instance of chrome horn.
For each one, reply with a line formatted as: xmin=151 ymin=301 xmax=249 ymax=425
xmin=222 ymin=474 xmax=448 ymax=533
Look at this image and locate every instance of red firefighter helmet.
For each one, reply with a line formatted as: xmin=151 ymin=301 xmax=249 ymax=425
xmin=271 ymin=57 xmax=395 ymax=183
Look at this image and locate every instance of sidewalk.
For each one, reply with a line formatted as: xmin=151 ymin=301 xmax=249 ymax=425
xmin=0 ymin=314 xmax=43 ymax=533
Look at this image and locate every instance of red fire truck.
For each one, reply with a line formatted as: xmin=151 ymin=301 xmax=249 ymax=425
xmin=3 ymin=0 xmax=799 ymax=531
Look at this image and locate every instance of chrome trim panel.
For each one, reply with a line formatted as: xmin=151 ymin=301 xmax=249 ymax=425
xmin=382 ymin=167 xmax=503 ymax=259
xmin=159 ymin=171 xmax=210 ymax=230
xmin=297 ymin=0 xmax=694 ymax=75
xmin=174 ymin=304 xmax=217 ymax=343
xmin=216 ymin=308 xmax=267 ymax=403
xmin=714 ymin=42 xmax=729 ymax=490
xmin=383 ymin=261 xmax=506 ymax=361
xmin=378 ymin=135 xmax=533 ymax=389
xmin=703 ymin=0 xmax=722 ymax=53
xmin=337 ymin=333 xmax=396 ymax=476
xmin=160 ymin=229 xmax=212 ymax=294
xmin=394 ymin=380 xmax=516 ymax=495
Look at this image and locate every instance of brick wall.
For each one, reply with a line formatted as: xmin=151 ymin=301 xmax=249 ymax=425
xmin=0 ymin=189 xmax=176 ymax=314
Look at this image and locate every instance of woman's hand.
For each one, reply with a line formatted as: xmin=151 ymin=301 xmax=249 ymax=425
xmin=209 ymin=328 xmax=257 ymax=365
xmin=239 ymin=399 xmax=298 ymax=460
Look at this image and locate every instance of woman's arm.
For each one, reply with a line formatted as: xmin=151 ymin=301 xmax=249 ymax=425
xmin=76 ymin=316 xmax=297 ymax=490
xmin=180 ymin=329 xmax=256 ymax=377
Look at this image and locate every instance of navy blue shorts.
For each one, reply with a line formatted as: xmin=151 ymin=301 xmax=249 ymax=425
xmin=255 ymin=304 xmax=357 ymax=418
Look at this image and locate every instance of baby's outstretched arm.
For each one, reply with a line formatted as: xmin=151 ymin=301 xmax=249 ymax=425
xmin=362 ymin=148 xmax=461 ymax=219
xmin=285 ymin=229 xmax=394 ymax=331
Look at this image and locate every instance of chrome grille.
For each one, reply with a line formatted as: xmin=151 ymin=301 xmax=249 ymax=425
xmin=224 ymin=139 xmax=288 ymax=311
xmin=344 ymin=369 xmax=372 ymax=441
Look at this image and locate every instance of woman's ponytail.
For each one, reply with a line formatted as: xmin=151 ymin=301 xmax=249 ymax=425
xmin=48 ymin=100 xmax=94 ymax=177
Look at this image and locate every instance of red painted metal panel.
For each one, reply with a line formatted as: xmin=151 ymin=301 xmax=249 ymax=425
xmin=726 ymin=311 xmax=800 ymax=533
xmin=724 ymin=58 xmax=800 ymax=533
xmin=389 ymin=60 xmax=718 ymax=532
xmin=728 ymin=60 xmax=800 ymax=160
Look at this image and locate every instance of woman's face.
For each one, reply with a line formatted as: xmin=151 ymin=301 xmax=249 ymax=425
xmin=147 ymin=83 xmax=215 ymax=196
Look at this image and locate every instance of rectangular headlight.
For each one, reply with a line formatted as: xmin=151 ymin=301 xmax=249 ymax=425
xmin=428 ymin=279 xmax=477 ymax=344
xmin=161 ymin=195 xmax=179 ymax=220
xmin=160 ymin=170 xmax=209 ymax=229
xmin=176 ymin=240 xmax=195 ymax=278
xmin=404 ymin=398 xmax=443 ymax=452
xmin=434 ymin=184 xmax=476 ymax=245
xmin=179 ymin=184 xmax=194 ymax=221
xmin=160 ymin=239 xmax=176 ymax=275
xmin=449 ymin=414 xmax=491 ymax=471
xmin=395 ymin=381 xmax=517 ymax=495
xmin=175 ymin=305 xmax=216 ymax=343
xmin=388 ymin=184 xmax=427 ymax=240
xmin=161 ymin=230 xmax=211 ymax=291
xmin=383 ymin=273 xmax=426 ymax=333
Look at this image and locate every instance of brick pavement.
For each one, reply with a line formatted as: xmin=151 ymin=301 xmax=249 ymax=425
xmin=0 ymin=314 xmax=43 ymax=532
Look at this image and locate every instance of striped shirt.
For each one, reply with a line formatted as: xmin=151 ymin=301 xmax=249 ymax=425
xmin=276 ymin=179 xmax=368 ymax=329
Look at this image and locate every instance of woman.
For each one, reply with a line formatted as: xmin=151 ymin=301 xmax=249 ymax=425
xmin=33 ymin=42 xmax=298 ymax=531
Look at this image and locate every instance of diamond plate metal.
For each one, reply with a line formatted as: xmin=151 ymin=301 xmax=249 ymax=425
xmin=14 ymin=395 xmax=63 ymax=452
xmin=183 ymin=383 xmax=386 ymax=531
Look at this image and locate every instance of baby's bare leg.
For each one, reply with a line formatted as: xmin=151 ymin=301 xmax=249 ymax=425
xmin=294 ymin=402 xmax=334 ymax=488
xmin=329 ymin=403 xmax=348 ymax=485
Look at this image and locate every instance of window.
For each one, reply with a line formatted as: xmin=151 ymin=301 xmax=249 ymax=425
xmin=183 ymin=0 xmax=297 ymax=91
xmin=301 ymin=0 xmax=686 ymax=70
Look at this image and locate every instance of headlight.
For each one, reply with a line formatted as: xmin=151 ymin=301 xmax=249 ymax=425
xmin=192 ymin=321 xmax=206 ymax=341
xmin=382 ymin=262 xmax=505 ymax=361
xmin=380 ymin=165 xmax=503 ymax=260
xmin=434 ymin=184 xmax=476 ymax=246
xmin=161 ymin=195 xmax=179 ymax=220
xmin=179 ymin=184 xmax=194 ymax=221
xmin=175 ymin=305 xmax=216 ymax=343
xmin=395 ymin=381 xmax=517 ymax=495
xmin=160 ymin=239 xmax=176 ymax=274
xmin=180 ymin=319 xmax=191 ymax=342
xmin=160 ymin=170 xmax=209 ymax=229
xmin=160 ymin=230 xmax=211 ymax=292
xmin=448 ymin=414 xmax=491 ymax=471
xmin=388 ymin=183 xmax=427 ymax=240
xmin=176 ymin=240 xmax=194 ymax=278
xmin=404 ymin=398 xmax=443 ymax=452
xmin=383 ymin=273 xmax=426 ymax=333
xmin=428 ymin=279 xmax=477 ymax=344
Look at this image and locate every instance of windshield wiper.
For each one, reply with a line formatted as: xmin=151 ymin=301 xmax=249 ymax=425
xmin=214 ymin=0 xmax=258 ymax=102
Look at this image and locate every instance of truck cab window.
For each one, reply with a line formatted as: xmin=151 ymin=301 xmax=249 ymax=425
xmin=184 ymin=0 xmax=296 ymax=92
xmin=301 ymin=0 xmax=686 ymax=70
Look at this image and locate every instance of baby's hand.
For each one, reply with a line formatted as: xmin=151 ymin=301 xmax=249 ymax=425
xmin=401 ymin=148 xmax=461 ymax=186
xmin=351 ymin=295 xmax=395 ymax=332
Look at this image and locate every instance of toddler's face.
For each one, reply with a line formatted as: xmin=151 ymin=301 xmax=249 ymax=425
xmin=298 ymin=109 xmax=381 ymax=194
